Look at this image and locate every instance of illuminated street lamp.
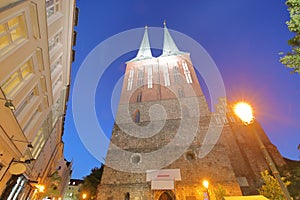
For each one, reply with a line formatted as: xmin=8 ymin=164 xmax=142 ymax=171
xmin=234 ymin=102 xmax=291 ymax=200
xmin=82 ymin=193 xmax=87 ymax=199
xmin=36 ymin=184 xmax=45 ymax=193
xmin=202 ymin=180 xmax=210 ymax=200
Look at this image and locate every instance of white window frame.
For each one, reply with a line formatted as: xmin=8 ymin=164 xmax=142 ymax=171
xmin=127 ymin=69 xmax=134 ymax=91
xmin=147 ymin=65 xmax=153 ymax=88
xmin=163 ymin=64 xmax=170 ymax=86
xmin=182 ymin=61 xmax=192 ymax=84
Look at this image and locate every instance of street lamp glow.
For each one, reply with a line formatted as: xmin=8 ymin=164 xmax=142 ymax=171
xmin=203 ymin=180 xmax=209 ymax=189
xmin=36 ymin=184 xmax=45 ymax=193
xmin=82 ymin=193 xmax=87 ymax=199
xmin=233 ymin=102 xmax=254 ymax=124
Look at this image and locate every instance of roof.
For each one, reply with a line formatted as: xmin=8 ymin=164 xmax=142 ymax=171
xmin=130 ymin=26 xmax=153 ymax=62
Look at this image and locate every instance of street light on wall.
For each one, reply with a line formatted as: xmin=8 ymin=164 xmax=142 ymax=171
xmin=0 ymin=97 xmax=15 ymax=111
xmin=202 ymin=180 xmax=210 ymax=200
xmin=233 ymin=102 xmax=291 ymax=200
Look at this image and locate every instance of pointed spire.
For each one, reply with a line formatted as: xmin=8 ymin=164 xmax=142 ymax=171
xmin=130 ymin=26 xmax=153 ymax=61
xmin=161 ymin=21 xmax=183 ymax=57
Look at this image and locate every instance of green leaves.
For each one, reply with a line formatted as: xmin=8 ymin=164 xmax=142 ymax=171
xmin=258 ymin=170 xmax=290 ymax=200
xmin=280 ymin=0 xmax=300 ymax=74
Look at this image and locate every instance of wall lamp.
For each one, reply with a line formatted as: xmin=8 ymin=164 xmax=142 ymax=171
xmin=11 ymin=136 xmax=34 ymax=148
xmin=14 ymin=158 xmax=36 ymax=164
xmin=0 ymin=97 xmax=15 ymax=111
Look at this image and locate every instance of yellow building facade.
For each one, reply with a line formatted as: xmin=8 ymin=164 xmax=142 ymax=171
xmin=0 ymin=0 xmax=77 ymax=199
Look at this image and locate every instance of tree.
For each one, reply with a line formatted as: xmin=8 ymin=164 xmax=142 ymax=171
xmin=80 ymin=165 xmax=104 ymax=199
xmin=280 ymin=159 xmax=300 ymax=199
xmin=258 ymin=170 xmax=290 ymax=200
xmin=280 ymin=0 xmax=300 ymax=73
xmin=213 ymin=184 xmax=227 ymax=200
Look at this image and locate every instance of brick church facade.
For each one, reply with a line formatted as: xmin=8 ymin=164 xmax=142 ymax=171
xmin=97 ymin=24 xmax=286 ymax=200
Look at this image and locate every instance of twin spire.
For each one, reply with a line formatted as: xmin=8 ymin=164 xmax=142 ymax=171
xmin=131 ymin=22 xmax=184 ymax=61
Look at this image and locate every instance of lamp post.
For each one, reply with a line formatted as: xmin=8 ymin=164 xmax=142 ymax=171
xmin=233 ymin=102 xmax=291 ymax=200
xmin=202 ymin=180 xmax=210 ymax=200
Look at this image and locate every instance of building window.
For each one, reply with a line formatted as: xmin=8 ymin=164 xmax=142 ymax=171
xmin=49 ymin=31 xmax=62 ymax=52
xmin=136 ymin=92 xmax=142 ymax=102
xmin=127 ymin=69 xmax=134 ymax=91
xmin=15 ymin=86 xmax=39 ymax=117
xmin=1 ymin=59 xmax=34 ymax=98
xmin=124 ymin=192 xmax=130 ymax=200
xmin=137 ymin=68 xmax=144 ymax=87
xmin=178 ymin=88 xmax=184 ymax=98
xmin=147 ymin=65 xmax=153 ymax=88
xmin=163 ymin=65 xmax=170 ymax=86
xmin=173 ymin=64 xmax=181 ymax=82
xmin=182 ymin=61 xmax=192 ymax=83
xmin=134 ymin=110 xmax=140 ymax=123
xmin=0 ymin=14 xmax=27 ymax=56
xmin=50 ymin=54 xmax=63 ymax=77
xmin=31 ymin=126 xmax=48 ymax=159
xmin=46 ymin=0 xmax=60 ymax=18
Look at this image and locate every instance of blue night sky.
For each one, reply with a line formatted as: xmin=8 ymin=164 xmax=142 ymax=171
xmin=63 ymin=0 xmax=300 ymax=179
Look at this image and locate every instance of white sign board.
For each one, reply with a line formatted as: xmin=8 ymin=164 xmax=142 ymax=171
xmin=151 ymin=180 xmax=174 ymax=190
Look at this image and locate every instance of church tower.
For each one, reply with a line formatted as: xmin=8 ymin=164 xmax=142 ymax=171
xmin=97 ymin=23 xmax=287 ymax=200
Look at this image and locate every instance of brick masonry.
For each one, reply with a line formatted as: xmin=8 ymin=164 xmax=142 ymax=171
xmin=97 ymin=53 xmax=287 ymax=200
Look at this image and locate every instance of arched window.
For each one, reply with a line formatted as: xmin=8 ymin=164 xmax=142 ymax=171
xmin=124 ymin=192 xmax=130 ymax=200
xmin=159 ymin=191 xmax=175 ymax=200
xmin=136 ymin=92 xmax=142 ymax=102
xmin=134 ymin=110 xmax=140 ymax=123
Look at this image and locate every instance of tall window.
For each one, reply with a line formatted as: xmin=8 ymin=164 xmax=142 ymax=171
xmin=0 ymin=14 xmax=27 ymax=55
xmin=31 ymin=127 xmax=47 ymax=159
xmin=1 ymin=59 xmax=33 ymax=97
xmin=49 ymin=31 xmax=62 ymax=52
xmin=134 ymin=110 xmax=140 ymax=123
xmin=136 ymin=92 xmax=142 ymax=102
xmin=147 ymin=65 xmax=153 ymax=88
xmin=137 ymin=68 xmax=144 ymax=87
xmin=46 ymin=0 xmax=60 ymax=18
xmin=173 ymin=64 xmax=181 ymax=82
xmin=124 ymin=192 xmax=130 ymax=200
xmin=127 ymin=69 xmax=134 ymax=91
xmin=182 ymin=61 xmax=192 ymax=83
xmin=163 ymin=65 xmax=170 ymax=86
xmin=178 ymin=88 xmax=184 ymax=98
xmin=50 ymin=54 xmax=63 ymax=77
xmin=15 ymin=86 xmax=39 ymax=117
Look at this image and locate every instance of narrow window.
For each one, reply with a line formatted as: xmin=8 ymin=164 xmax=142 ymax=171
xmin=147 ymin=65 xmax=153 ymax=88
xmin=137 ymin=68 xmax=144 ymax=87
xmin=48 ymin=31 xmax=62 ymax=52
xmin=173 ymin=64 xmax=181 ymax=82
xmin=182 ymin=61 xmax=192 ymax=83
xmin=127 ymin=69 xmax=134 ymax=91
xmin=163 ymin=64 xmax=170 ymax=86
xmin=124 ymin=192 xmax=130 ymax=200
xmin=134 ymin=110 xmax=140 ymax=123
xmin=178 ymin=88 xmax=184 ymax=98
xmin=136 ymin=92 xmax=142 ymax=102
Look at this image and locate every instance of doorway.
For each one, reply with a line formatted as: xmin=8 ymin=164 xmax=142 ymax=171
xmin=158 ymin=191 xmax=175 ymax=200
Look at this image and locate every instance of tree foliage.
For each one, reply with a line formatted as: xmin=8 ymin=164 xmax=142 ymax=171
xmin=213 ymin=184 xmax=227 ymax=200
xmin=258 ymin=170 xmax=290 ymax=200
xmin=280 ymin=0 xmax=300 ymax=73
xmin=80 ymin=165 xmax=104 ymax=199
xmin=281 ymin=159 xmax=300 ymax=199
